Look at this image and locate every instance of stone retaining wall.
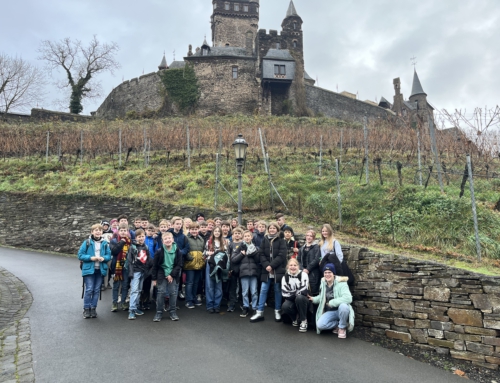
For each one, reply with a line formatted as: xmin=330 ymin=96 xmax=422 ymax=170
xmin=346 ymin=247 xmax=500 ymax=370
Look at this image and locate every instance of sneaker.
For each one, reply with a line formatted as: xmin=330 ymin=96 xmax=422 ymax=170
xmin=135 ymin=309 xmax=145 ymax=316
xmin=144 ymin=302 xmax=151 ymax=310
xmin=215 ymin=307 xmax=220 ymax=313
xmin=195 ymin=295 xmax=203 ymax=306
xmin=332 ymin=327 xmax=339 ymax=334
xmin=128 ymin=311 xmax=136 ymax=320
xmin=153 ymin=312 xmax=162 ymax=322
xmin=90 ymin=307 xmax=97 ymax=318
xmin=274 ymin=310 xmax=282 ymax=322
xmin=250 ymin=310 xmax=265 ymax=323
xmin=208 ymin=308 xmax=215 ymax=314
xmin=292 ymin=320 xmax=299 ymax=327
xmin=299 ymin=321 xmax=308 ymax=333
xmin=240 ymin=307 xmax=249 ymax=317
xmin=111 ymin=303 xmax=118 ymax=312
xmin=121 ymin=302 xmax=129 ymax=311
xmin=170 ymin=313 xmax=179 ymax=321
xmin=338 ymin=328 xmax=347 ymax=339
xmin=139 ymin=303 xmax=146 ymax=311
xmin=186 ymin=302 xmax=195 ymax=309
xmin=227 ymin=304 xmax=236 ymax=312
xmin=83 ymin=308 xmax=91 ymax=319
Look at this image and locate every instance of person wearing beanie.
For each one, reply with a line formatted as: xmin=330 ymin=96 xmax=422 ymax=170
xmin=195 ymin=213 xmax=205 ymax=222
xmin=309 ymin=263 xmax=354 ymax=339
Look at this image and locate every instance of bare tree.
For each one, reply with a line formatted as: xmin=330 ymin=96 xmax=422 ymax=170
xmin=0 ymin=53 xmax=45 ymax=114
xmin=38 ymin=36 xmax=120 ymax=114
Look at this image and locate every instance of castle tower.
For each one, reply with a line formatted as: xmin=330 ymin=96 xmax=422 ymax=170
xmin=211 ymin=0 xmax=259 ymax=48
xmin=158 ymin=53 xmax=168 ymax=70
xmin=409 ymin=70 xmax=433 ymax=122
xmin=392 ymin=77 xmax=403 ymax=115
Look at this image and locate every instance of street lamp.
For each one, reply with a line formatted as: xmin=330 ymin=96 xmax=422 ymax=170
xmin=232 ymin=133 xmax=248 ymax=225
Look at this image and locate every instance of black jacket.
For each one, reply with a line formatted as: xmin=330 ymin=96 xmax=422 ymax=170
xmin=259 ymin=235 xmax=287 ymax=283
xmin=229 ymin=241 xmax=244 ymax=275
xmin=152 ymin=246 xmax=183 ymax=282
xmin=297 ymin=243 xmax=321 ymax=295
xmin=232 ymin=243 xmax=260 ymax=278
xmin=127 ymin=243 xmax=153 ymax=278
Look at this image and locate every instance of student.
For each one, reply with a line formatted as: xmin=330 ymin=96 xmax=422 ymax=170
xmin=297 ymin=229 xmax=321 ymax=295
xmin=101 ymin=220 xmax=114 ymax=289
xmin=110 ymin=219 xmax=119 ymax=234
xmin=252 ymin=221 xmax=267 ymax=249
xmin=309 ymin=264 xmax=354 ymax=339
xmin=168 ymin=217 xmax=190 ymax=301
xmin=145 ymin=224 xmax=158 ymax=255
xmin=128 ymin=229 xmax=153 ymax=320
xmin=204 ymin=227 xmax=228 ymax=313
xmin=110 ymin=224 xmax=132 ymax=312
xmin=154 ymin=219 xmax=171 ymax=250
xmin=141 ymin=224 xmax=158 ymax=310
xmin=318 ymin=224 xmax=344 ymax=276
xmin=221 ymin=221 xmax=232 ymax=242
xmin=184 ymin=222 xmax=205 ymax=309
xmin=214 ymin=217 xmax=222 ymax=227
xmin=226 ymin=227 xmax=244 ymax=312
xmin=281 ymin=258 xmax=310 ymax=332
xmin=250 ymin=222 xmax=287 ymax=323
xmin=246 ymin=219 xmax=255 ymax=233
xmin=206 ymin=219 xmax=215 ymax=236
xmin=283 ymin=227 xmax=299 ymax=260
xmin=152 ymin=232 xmax=182 ymax=322
xmin=133 ymin=217 xmax=142 ymax=231
xmin=232 ymin=230 xmax=259 ymax=317
xmin=199 ymin=221 xmax=210 ymax=243
xmin=183 ymin=217 xmax=192 ymax=234
xmin=117 ymin=214 xmax=136 ymax=240
xmin=276 ymin=213 xmax=293 ymax=235
xmin=78 ymin=224 xmax=111 ymax=319
xmin=230 ymin=218 xmax=239 ymax=231
xmin=140 ymin=217 xmax=149 ymax=230
xmin=195 ymin=212 xmax=205 ymax=223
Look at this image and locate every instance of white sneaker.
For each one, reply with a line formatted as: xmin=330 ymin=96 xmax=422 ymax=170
xmin=250 ymin=310 xmax=265 ymax=323
xmin=274 ymin=310 xmax=282 ymax=322
xmin=299 ymin=321 xmax=308 ymax=332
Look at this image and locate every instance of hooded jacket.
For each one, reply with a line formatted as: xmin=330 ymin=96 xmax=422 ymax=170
xmin=259 ymin=235 xmax=287 ymax=283
xmin=297 ymin=243 xmax=321 ymax=295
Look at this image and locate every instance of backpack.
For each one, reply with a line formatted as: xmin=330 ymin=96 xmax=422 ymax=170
xmin=79 ymin=239 xmax=91 ymax=270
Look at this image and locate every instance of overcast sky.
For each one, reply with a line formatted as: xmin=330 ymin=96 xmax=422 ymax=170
xmin=2 ymin=0 xmax=500 ymax=118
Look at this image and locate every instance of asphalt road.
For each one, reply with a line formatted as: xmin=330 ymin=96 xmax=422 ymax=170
xmin=0 ymin=247 xmax=464 ymax=383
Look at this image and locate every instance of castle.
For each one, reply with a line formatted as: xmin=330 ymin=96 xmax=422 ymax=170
xmin=95 ymin=0 xmax=434 ymax=125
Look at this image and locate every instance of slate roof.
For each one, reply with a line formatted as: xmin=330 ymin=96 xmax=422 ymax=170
xmin=159 ymin=55 xmax=168 ymax=69
xmin=286 ymin=1 xmax=299 ymax=17
xmin=264 ymin=49 xmax=294 ymax=61
xmin=304 ymin=70 xmax=313 ymax=80
xmin=169 ymin=61 xmax=186 ymax=69
xmin=378 ymin=97 xmax=392 ymax=108
xmin=403 ymin=100 xmax=417 ymax=110
xmin=410 ymin=70 xmax=426 ymax=97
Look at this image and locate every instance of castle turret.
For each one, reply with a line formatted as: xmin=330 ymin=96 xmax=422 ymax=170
xmin=211 ymin=0 xmax=259 ymax=48
xmin=158 ymin=53 xmax=168 ymax=70
xmin=409 ymin=69 xmax=433 ymax=122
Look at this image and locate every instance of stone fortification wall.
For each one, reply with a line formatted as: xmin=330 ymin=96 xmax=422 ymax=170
xmin=0 ymin=192 xmax=230 ymax=254
xmin=95 ymin=72 xmax=165 ymax=120
xmin=346 ymin=247 xmax=500 ymax=370
xmin=1 ymin=109 xmax=93 ymax=124
xmin=190 ymin=58 xmax=259 ymax=116
xmin=305 ymin=85 xmax=392 ymax=122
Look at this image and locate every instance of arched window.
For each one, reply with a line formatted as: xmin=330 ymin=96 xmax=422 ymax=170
xmin=293 ymin=22 xmax=297 ymax=30
xmin=293 ymin=40 xmax=297 ymax=48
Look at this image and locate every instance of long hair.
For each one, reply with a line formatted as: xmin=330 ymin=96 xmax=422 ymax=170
xmin=319 ymin=224 xmax=335 ymax=251
xmin=208 ymin=226 xmax=226 ymax=252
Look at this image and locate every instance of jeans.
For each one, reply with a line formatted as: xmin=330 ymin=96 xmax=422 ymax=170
xmin=316 ymin=303 xmax=350 ymax=330
xmin=240 ymin=276 xmax=258 ymax=309
xmin=141 ymin=275 xmax=152 ymax=304
xmin=227 ymin=274 xmax=239 ymax=306
xmin=83 ymin=269 xmax=102 ymax=309
xmin=281 ymin=295 xmax=309 ymax=322
xmin=205 ymin=264 xmax=222 ymax=310
xmin=129 ymin=271 xmax=145 ymax=312
xmin=185 ymin=270 xmax=202 ymax=304
xmin=156 ymin=278 xmax=178 ymax=314
xmin=257 ymin=278 xmax=282 ymax=311
xmin=112 ymin=270 xmax=129 ymax=304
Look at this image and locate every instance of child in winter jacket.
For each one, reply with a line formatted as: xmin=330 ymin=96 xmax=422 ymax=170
xmin=110 ymin=224 xmax=132 ymax=312
xmin=281 ymin=258 xmax=310 ymax=332
xmin=78 ymin=224 xmax=111 ymax=319
xmin=204 ymin=227 xmax=228 ymax=313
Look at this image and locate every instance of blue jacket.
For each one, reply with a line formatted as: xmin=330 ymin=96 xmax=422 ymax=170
xmin=167 ymin=228 xmax=189 ymax=261
xmin=78 ymin=237 xmax=112 ymax=277
xmin=145 ymin=236 xmax=157 ymax=257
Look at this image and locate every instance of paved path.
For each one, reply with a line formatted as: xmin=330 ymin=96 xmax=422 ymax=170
xmin=0 ymin=247 xmax=465 ymax=383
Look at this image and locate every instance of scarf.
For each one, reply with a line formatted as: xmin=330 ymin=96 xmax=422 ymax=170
xmin=114 ymin=236 xmax=130 ymax=281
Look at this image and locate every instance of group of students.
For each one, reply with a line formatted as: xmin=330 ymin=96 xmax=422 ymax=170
xmin=78 ymin=213 xmax=354 ymax=337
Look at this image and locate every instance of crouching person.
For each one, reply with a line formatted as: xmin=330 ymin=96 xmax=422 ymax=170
xmin=78 ymin=224 xmax=111 ymax=319
xmin=281 ymin=258 xmax=310 ymax=332
xmin=309 ymin=263 xmax=354 ymax=339
xmin=152 ymin=232 xmax=182 ymax=322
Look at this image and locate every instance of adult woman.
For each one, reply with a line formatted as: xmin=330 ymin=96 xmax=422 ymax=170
xmin=297 ymin=229 xmax=321 ymax=295
xmin=281 ymin=258 xmax=309 ymax=332
xmin=309 ymin=263 xmax=354 ymax=339
xmin=250 ymin=222 xmax=287 ymax=323
xmin=204 ymin=226 xmax=228 ymax=313
xmin=318 ymin=224 xmax=344 ymax=276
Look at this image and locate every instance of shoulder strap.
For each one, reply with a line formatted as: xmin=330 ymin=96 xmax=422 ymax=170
xmin=85 ymin=239 xmax=90 ymax=252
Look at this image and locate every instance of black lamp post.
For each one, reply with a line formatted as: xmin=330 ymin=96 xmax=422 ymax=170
xmin=232 ymin=133 xmax=248 ymax=225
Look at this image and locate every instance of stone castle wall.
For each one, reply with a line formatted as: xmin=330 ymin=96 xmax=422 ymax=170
xmin=95 ymin=72 xmax=165 ymax=120
xmin=1 ymin=109 xmax=93 ymax=124
xmin=306 ymin=85 xmax=393 ymax=122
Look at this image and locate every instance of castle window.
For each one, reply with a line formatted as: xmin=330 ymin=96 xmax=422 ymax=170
xmin=232 ymin=66 xmax=238 ymax=79
xmin=224 ymin=2 xmax=230 ymax=10
xmin=214 ymin=2 xmax=217 ymax=9
xmin=293 ymin=41 xmax=297 ymax=48
xmin=274 ymin=65 xmax=286 ymax=76
xmin=202 ymin=48 xmax=209 ymax=56
xmin=226 ymin=43 xmax=230 ymax=47
xmin=243 ymin=4 xmax=248 ymax=12
xmin=256 ymin=6 xmax=259 ymax=13
xmin=294 ymin=22 xmax=297 ymax=30
xmin=234 ymin=3 xmax=239 ymax=11
xmin=275 ymin=42 xmax=281 ymax=49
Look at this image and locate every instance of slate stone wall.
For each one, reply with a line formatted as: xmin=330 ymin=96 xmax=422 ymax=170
xmin=305 ymin=85 xmax=393 ymax=122
xmin=346 ymin=247 xmax=500 ymax=370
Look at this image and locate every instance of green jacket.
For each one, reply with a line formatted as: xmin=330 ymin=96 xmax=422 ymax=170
xmin=312 ymin=276 xmax=355 ymax=334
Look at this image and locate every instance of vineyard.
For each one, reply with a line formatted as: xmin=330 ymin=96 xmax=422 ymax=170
xmin=0 ymin=114 xmax=499 ymax=266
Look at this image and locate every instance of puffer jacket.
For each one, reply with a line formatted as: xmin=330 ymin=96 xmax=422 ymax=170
xmin=184 ymin=234 xmax=205 ymax=270
xmin=312 ymin=276 xmax=355 ymax=334
xmin=259 ymin=235 xmax=287 ymax=283
xmin=232 ymin=242 xmax=260 ymax=278
xmin=297 ymin=243 xmax=321 ymax=295
xmin=78 ymin=237 xmax=112 ymax=277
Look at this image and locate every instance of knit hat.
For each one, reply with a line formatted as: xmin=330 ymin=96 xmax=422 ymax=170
xmin=283 ymin=226 xmax=294 ymax=236
xmin=110 ymin=219 xmax=118 ymax=224
xmin=101 ymin=220 xmax=110 ymax=227
xmin=195 ymin=212 xmax=205 ymax=220
xmin=323 ymin=263 xmax=336 ymax=275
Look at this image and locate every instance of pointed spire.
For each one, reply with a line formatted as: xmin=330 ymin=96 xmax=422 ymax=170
xmin=158 ymin=53 xmax=168 ymax=70
xmin=410 ymin=70 xmax=426 ymax=97
xmin=286 ymin=0 xmax=299 ymax=18
xmin=202 ymin=35 xmax=209 ymax=47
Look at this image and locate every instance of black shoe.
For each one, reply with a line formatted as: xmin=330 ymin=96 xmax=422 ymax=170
xmin=208 ymin=309 xmax=215 ymax=314
xmin=240 ymin=307 xmax=249 ymax=317
xmin=90 ymin=307 xmax=97 ymax=318
xmin=227 ymin=304 xmax=236 ymax=312
xmin=215 ymin=307 xmax=220 ymax=313
xmin=83 ymin=308 xmax=91 ymax=319
xmin=153 ymin=312 xmax=162 ymax=322
xmin=144 ymin=303 xmax=151 ymax=310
